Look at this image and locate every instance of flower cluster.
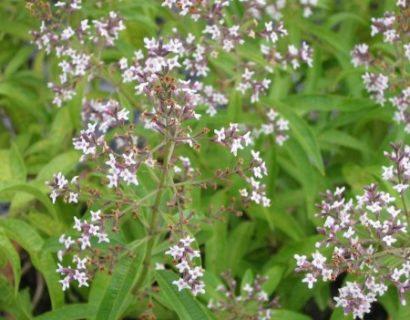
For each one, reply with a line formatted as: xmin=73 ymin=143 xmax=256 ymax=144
xmin=35 ymin=0 xmax=298 ymax=300
xmin=295 ymin=144 xmax=410 ymax=318
xmin=334 ymin=279 xmax=387 ymax=319
xmin=237 ymin=68 xmax=272 ymax=104
xmin=72 ymin=122 xmax=105 ymax=161
xmin=383 ymin=143 xmax=410 ymax=194
xmin=371 ymin=12 xmax=398 ymax=43
xmin=165 ymin=236 xmax=205 ymax=296
xmin=240 ymin=150 xmax=271 ymax=207
xmin=162 ymin=0 xmax=229 ymax=21
xmin=208 ymin=272 xmax=278 ymax=320
xmin=82 ymin=99 xmax=129 ymax=133
xmin=362 ymin=72 xmax=389 ymax=105
xmin=57 ymin=255 xmax=89 ymax=291
xmin=56 ymin=210 xmax=110 ymax=291
xmin=196 ymin=83 xmax=229 ymax=117
xmin=160 ymin=0 xmax=314 ymax=104
xmin=46 ymin=172 xmax=79 ymax=204
xmin=31 ymin=2 xmax=125 ymax=107
xmin=55 ymin=0 xmax=82 ymax=11
xmin=105 ymin=152 xmax=139 ymax=188
xmin=213 ymin=124 xmax=272 ymax=207
xmin=392 ymin=88 xmax=410 ymax=133
xmin=92 ymin=11 xmax=125 ymax=46
xmin=254 ymin=109 xmax=289 ymax=146
xmin=165 ymin=0 xmax=317 ymax=21
xmin=351 ymin=1 xmax=410 ymax=129
xmin=118 ymin=36 xmax=227 ymax=119
xmin=351 ymin=44 xmax=370 ymax=68
xmin=214 ymin=123 xmax=252 ymax=156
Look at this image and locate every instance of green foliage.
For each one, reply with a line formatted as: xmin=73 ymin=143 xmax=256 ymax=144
xmin=0 ymin=0 xmax=406 ymax=319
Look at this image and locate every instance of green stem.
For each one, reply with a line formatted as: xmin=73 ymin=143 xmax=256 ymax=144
xmin=132 ymin=140 xmax=176 ymax=294
xmin=395 ymin=161 xmax=410 ymax=227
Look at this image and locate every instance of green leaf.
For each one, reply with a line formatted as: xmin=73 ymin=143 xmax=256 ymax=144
xmin=25 ymin=109 xmax=74 ymax=157
xmin=0 ymin=181 xmax=57 ymax=219
xmin=275 ymin=104 xmax=324 ymax=175
xmin=299 ymin=22 xmax=362 ymax=96
xmin=327 ymin=12 xmax=367 ymax=27
xmin=284 ymin=95 xmax=375 ymax=113
xmin=27 ymin=212 xmax=64 ymax=236
xmin=270 ymin=310 xmax=312 ymax=320
xmin=0 ymin=150 xmax=13 ymax=184
xmin=36 ymin=151 xmax=79 ymax=182
xmin=252 ymin=206 xmax=305 ymax=240
xmin=227 ymin=90 xmax=242 ymax=122
xmin=4 ymin=47 xmax=34 ymax=77
xmin=94 ymin=245 xmax=146 ymax=320
xmin=330 ymin=307 xmax=353 ymax=320
xmin=318 ymin=130 xmax=371 ymax=153
xmin=88 ymin=273 xmax=110 ymax=311
xmin=0 ymin=219 xmax=64 ymax=309
xmin=240 ymin=269 xmax=254 ymax=296
xmin=342 ymin=163 xmax=374 ymax=192
xmin=379 ymin=288 xmax=399 ymax=320
xmin=205 ymin=216 xmax=228 ymax=274
xmin=0 ymin=82 xmax=44 ymax=120
xmin=49 ymin=108 xmax=74 ymax=147
xmin=0 ymin=20 xmax=31 ymax=40
xmin=155 ymin=270 xmax=214 ymax=320
xmin=0 ymin=276 xmax=32 ymax=320
xmin=202 ymin=271 xmax=224 ymax=301
xmin=262 ymin=266 xmax=285 ymax=295
xmin=226 ymin=222 xmax=254 ymax=275
xmin=280 ymin=134 xmax=319 ymax=219
xmin=303 ymin=23 xmax=349 ymax=55
xmin=10 ymin=142 xmax=27 ymax=181
xmin=34 ymin=304 xmax=95 ymax=320
xmin=266 ymin=236 xmax=321 ymax=267
xmin=0 ymin=229 xmax=21 ymax=294
xmin=397 ymin=300 xmax=410 ymax=320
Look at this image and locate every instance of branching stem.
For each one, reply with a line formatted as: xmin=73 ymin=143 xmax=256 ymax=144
xmin=132 ymin=139 xmax=176 ymax=294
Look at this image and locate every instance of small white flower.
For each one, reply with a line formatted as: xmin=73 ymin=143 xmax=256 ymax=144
xmin=312 ymin=251 xmax=326 ymax=268
xmin=172 ymin=278 xmax=189 ymax=291
xmin=73 ymin=255 xmax=88 ymax=270
xmin=383 ymin=235 xmax=397 ymax=246
xmin=302 ymin=273 xmax=317 ymax=289
xmin=90 ymin=210 xmax=101 ymax=222
xmin=97 ymin=232 xmax=110 ymax=243
xmin=68 ymin=192 xmax=78 ymax=203
xmin=59 ymin=276 xmax=70 ymax=291
xmin=73 ymin=217 xmax=82 ymax=232
xmin=188 ymin=266 xmax=204 ymax=279
xmin=243 ymin=283 xmax=253 ymax=294
xmin=214 ymin=128 xmax=226 ymax=142
xmin=294 ymin=254 xmax=307 ymax=267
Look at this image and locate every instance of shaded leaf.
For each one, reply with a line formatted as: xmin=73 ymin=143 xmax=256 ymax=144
xmin=155 ymin=270 xmax=215 ymax=320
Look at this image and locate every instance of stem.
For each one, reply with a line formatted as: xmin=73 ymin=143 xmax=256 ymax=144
xmin=372 ymin=247 xmax=410 ymax=259
xmin=132 ymin=140 xmax=176 ymax=294
xmin=169 ymin=178 xmax=210 ymax=187
xmin=395 ymin=161 xmax=410 ymax=227
xmin=400 ymin=192 xmax=410 ymax=228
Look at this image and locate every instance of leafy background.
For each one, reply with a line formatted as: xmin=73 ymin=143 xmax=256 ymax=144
xmin=0 ymin=0 xmax=408 ymax=319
